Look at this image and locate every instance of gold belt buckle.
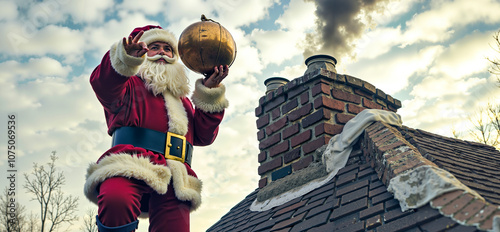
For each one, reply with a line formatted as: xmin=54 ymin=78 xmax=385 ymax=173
xmin=165 ymin=132 xmax=186 ymax=163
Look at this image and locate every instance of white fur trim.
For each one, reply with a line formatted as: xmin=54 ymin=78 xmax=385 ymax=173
xmin=163 ymin=91 xmax=189 ymax=136
xmin=191 ymin=78 xmax=229 ymax=113
xmin=141 ymin=28 xmax=179 ymax=60
xmin=109 ymin=40 xmax=146 ymax=77
xmin=84 ymin=153 xmax=202 ymax=212
xmin=167 ymin=160 xmax=203 ymax=211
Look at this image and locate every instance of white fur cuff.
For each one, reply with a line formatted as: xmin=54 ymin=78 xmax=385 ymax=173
xmin=109 ymin=40 xmax=145 ymax=77
xmin=191 ymin=78 xmax=229 ymax=113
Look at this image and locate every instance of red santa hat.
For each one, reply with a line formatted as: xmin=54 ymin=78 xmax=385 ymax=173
xmin=130 ymin=25 xmax=179 ymax=59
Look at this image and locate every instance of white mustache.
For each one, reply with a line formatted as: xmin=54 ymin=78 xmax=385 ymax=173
xmin=147 ymin=54 xmax=176 ymax=63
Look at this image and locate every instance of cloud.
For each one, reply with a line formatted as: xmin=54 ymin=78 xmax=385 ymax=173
xmin=0 ymin=0 xmax=18 ymax=21
xmin=402 ymin=0 xmax=500 ymax=46
xmin=430 ymin=30 xmax=499 ymax=79
xmin=345 ymin=45 xmax=444 ymax=94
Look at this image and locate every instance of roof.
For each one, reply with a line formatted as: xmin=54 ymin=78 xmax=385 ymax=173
xmin=207 ymin=122 xmax=500 ymax=232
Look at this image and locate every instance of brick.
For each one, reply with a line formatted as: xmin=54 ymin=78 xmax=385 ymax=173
xmin=274 ymin=201 xmax=307 ymax=217
xmin=336 ymin=179 xmax=369 ymax=196
xmin=466 ymin=204 xmax=498 ymax=224
xmin=360 ymin=203 xmax=384 ymax=220
xmin=302 ymin=135 xmax=330 ymax=154
xmin=376 ymin=89 xmax=386 ymax=99
xmin=288 ymin=103 xmax=312 ymax=122
xmin=263 ymin=94 xmax=286 ymax=112
xmin=306 ymin=201 xmax=335 ymax=219
xmin=283 ymin=123 xmax=300 ymax=139
xmin=362 ymin=98 xmax=383 ymax=110
xmin=271 ymin=107 xmax=281 ymax=120
xmin=257 ymin=129 xmax=265 ymax=141
xmin=313 ymin=95 xmax=345 ymax=111
xmin=270 ymin=212 xmax=306 ymax=231
xmin=441 ymin=193 xmax=475 ymax=216
xmin=255 ymin=105 xmax=263 ymax=117
xmin=366 ymin=215 xmax=382 ymax=229
xmin=336 ymin=170 xmax=357 ymax=186
xmin=330 ymin=197 xmax=368 ymax=220
xmin=256 ymin=113 xmax=270 ymax=129
xmin=431 ymin=190 xmax=465 ymax=207
xmin=291 ymin=211 xmax=330 ymax=232
xmin=302 ymin=108 xmax=332 ymax=128
xmin=419 ymin=216 xmax=457 ymax=232
xmin=345 ymin=75 xmax=363 ymax=88
xmin=372 ymin=192 xmax=394 ymax=205
xmin=291 ymin=129 xmax=311 ymax=147
xmin=266 ymin=117 xmax=288 ymax=136
xmin=294 ymin=199 xmax=324 ymax=216
xmin=259 ymin=133 xmax=281 ymax=150
xmin=258 ymin=157 xmax=282 ymax=175
xmin=336 ymin=113 xmax=355 ymax=124
xmin=358 ymin=167 xmax=375 ymax=179
xmin=378 ymin=205 xmax=441 ymax=232
xmin=383 ymin=208 xmax=412 ymax=223
xmin=315 ymin=122 xmax=343 ymax=137
xmin=368 ymin=186 xmax=387 ymax=198
xmin=331 ymin=89 xmax=361 ymax=104
xmin=377 ymin=140 xmax=406 ymax=153
xmin=259 ymin=177 xmax=267 ymax=188
xmin=300 ymin=92 xmax=309 ymax=105
xmin=312 ymin=83 xmax=331 ymax=96
xmin=287 ymin=83 xmax=308 ymax=99
xmin=282 ymin=98 xmax=298 ymax=115
xmin=341 ymin=187 xmax=368 ymax=204
xmin=292 ymin=155 xmax=313 ymax=171
xmin=258 ymin=151 xmax=267 ymax=163
xmin=347 ymin=103 xmax=365 ymax=114
xmin=354 ymin=88 xmax=373 ymax=100
xmin=362 ymin=81 xmax=376 ymax=95
xmin=454 ymin=198 xmax=486 ymax=222
xmin=385 ymin=199 xmax=400 ymax=211
xmin=478 ymin=209 xmax=500 ymax=231
xmin=284 ymin=148 xmax=301 ymax=164
xmin=269 ymin=140 xmax=289 ymax=157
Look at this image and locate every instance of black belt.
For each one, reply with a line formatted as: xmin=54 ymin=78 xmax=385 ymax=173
xmin=111 ymin=127 xmax=193 ymax=166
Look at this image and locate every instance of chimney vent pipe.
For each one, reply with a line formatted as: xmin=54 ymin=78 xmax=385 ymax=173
xmin=304 ymin=54 xmax=337 ymax=76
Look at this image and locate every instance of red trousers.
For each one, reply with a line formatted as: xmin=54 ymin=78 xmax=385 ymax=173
xmin=97 ymin=177 xmax=190 ymax=232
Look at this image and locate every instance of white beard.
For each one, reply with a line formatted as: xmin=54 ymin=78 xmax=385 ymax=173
xmin=139 ymin=58 xmax=190 ymax=98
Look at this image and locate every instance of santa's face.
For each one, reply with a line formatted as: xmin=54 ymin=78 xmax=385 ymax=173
xmin=147 ymin=41 xmax=173 ymax=64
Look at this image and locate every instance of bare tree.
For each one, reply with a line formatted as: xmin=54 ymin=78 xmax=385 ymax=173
xmin=80 ymin=207 xmax=98 ymax=232
xmin=24 ymin=151 xmax=79 ymax=232
xmin=0 ymin=188 xmax=27 ymax=232
xmin=488 ymin=30 xmax=500 ymax=79
xmin=467 ymin=103 xmax=500 ymax=149
xmin=25 ymin=212 xmax=41 ymax=232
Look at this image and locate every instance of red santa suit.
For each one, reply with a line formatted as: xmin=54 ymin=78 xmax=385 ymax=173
xmin=83 ymin=25 xmax=228 ymax=232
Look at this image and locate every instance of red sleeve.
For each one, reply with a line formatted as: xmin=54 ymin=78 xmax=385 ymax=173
xmin=89 ymin=51 xmax=129 ymax=113
xmin=192 ymin=109 xmax=224 ymax=146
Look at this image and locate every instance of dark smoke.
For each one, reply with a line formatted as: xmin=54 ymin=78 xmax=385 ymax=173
xmin=303 ymin=0 xmax=391 ymax=61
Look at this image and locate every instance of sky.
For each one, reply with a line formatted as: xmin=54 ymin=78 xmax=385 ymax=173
xmin=1 ymin=0 xmax=500 ymax=231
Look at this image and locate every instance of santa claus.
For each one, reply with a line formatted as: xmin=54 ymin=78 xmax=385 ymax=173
xmin=84 ymin=25 xmax=229 ymax=232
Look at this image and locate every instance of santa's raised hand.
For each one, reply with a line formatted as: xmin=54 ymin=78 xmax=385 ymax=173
xmin=204 ymin=65 xmax=229 ymax=88
xmin=123 ymin=30 xmax=148 ymax=57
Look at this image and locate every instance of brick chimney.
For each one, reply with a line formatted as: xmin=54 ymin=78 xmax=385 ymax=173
xmin=255 ymin=54 xmax=402 ymax=189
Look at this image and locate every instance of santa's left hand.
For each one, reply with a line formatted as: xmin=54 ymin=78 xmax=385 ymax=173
xmin=204 ymin=65 xmax=229 ymax=88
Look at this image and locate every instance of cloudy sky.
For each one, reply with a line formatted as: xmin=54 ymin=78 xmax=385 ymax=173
xmin=1 ymin=0 xmax=500 ymax=231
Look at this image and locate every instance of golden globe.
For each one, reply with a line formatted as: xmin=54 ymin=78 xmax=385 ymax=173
xmin=178 ymin=15 xmax=237 ymax=76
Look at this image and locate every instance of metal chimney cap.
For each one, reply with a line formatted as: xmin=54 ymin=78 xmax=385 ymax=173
xmin=304 ymin=54 xmax=337 ymax=75
xmin=264 ymin=77 xmax=289 ymax=94
xmin=305 ymin=54 xmax=337 ymax=66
